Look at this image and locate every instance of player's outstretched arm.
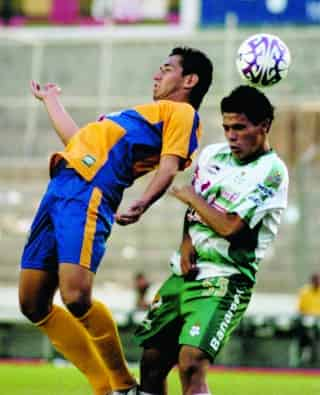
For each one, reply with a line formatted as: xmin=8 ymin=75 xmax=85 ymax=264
xmin=115 ymin=154 xmax=181 ymax=226
xmin=170 ymin=184 xmax=245 ymax=237
xmin=30 ymin=80 xmax=79 ymax=146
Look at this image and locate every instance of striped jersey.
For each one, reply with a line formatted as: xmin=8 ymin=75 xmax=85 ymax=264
xmin=50 ymin=100 xmax=201 ymax=211
xmin=170 ymin=142 xmax=289 ymax=283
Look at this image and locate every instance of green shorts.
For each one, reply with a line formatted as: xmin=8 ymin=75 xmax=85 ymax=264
xmin=135 ymin=274 xmax=253 ymax=361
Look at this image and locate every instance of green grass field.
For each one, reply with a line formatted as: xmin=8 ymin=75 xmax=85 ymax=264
xmin=1 ymin=363 xmax=319 ymax=395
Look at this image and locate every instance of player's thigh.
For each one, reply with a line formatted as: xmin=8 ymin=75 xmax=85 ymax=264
xmin=53 ymin=186 xmax=113 ymax=273
xmin=58 ymin=263 xmax=95 ymax=305
xmin=179 ymin=275 xmax=253 ymax=361
xmin=135 ymin=275 xmax=184 ymax=348
xmin=140 ymin=346 xmax=178 ymax=381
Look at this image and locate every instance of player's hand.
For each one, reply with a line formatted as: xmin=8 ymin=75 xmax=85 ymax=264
xmin=169 ymin=185 xmax=197 ymax=206
xmin=30 ymin=80 xmax=61 ymax=101
xmin=115 ymin=200 xmax=146 ymax=226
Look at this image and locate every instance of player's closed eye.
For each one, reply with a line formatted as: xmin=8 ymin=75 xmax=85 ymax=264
xmin=223 ymin=124 xmax=246 ymax=132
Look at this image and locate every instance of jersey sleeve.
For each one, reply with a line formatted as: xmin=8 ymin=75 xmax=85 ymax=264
xmin=232 ymin=161 xmax=289 ymax=229
xmin=159 ymin=101 xmax=201 ymax=168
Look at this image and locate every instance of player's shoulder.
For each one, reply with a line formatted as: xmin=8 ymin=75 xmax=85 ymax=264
xmin=134 ymin=100 xmax=195 ymax=120
xmin=199 ymin=142 xmax=230 ymax=161
xmin=157 ymin=99 xmax=195 ymax=113
xmin=263 ymin=151 xmax=289 ymax=185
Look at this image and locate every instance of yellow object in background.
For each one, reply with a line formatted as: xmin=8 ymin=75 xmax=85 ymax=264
xmin=21 ymin=0 xmax=51 ymax=17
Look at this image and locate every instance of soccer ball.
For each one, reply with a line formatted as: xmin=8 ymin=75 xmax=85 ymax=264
xmin=236 ymin=33 xmax=291 ymax=88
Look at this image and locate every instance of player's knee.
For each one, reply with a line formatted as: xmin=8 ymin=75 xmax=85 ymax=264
xmin=63 ymin=293 xmax=91 ymax=317
xmin=19 ymin=298 xmax=51 ymax=323
xmin=59 ymin=270 xmax=93 ymax=317
xmin=178 ymin=346 xmax=208 ymax=377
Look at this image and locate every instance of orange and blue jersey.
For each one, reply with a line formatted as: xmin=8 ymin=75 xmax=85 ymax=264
xmin=21 ymin=100 xmax=202 ymax=273
xmin=51 ymin=100 xmax=201 ymax=211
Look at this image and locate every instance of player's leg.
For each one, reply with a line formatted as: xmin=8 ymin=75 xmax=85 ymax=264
xmin=19 ymin=269 xmax=58 ymax=322
xmin=19 ymin=275 xmax=111 ymax=394
xmin=78 ymin=298 xmax=137 ymax=390
xmin=19 ymin=185 xmax=59 ymax=323
xmin=139 ymin=345 xmax=179 ymax=395
xmin=135 ymin=275 xmax=185 ymax=394
xmin=19 ymin=186 xmax=112 ymax=395
xmin=178 ymin=346 xmax=211 ymax=395
xmin=59 ymin=263 xmax=136 ymax=391
xmin=55 ymin=182 xmax=136 ymax=391
xmin=178 ymin=274 xmax=253 ymax=395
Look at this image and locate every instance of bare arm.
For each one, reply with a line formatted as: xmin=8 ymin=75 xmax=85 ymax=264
xmin=170 ymin=185 xmax=245 ymax=237
xmin=116 ymin=154 xmax=181 ymax=225
xmin=30 ymin=80 xmax=79 ymax=146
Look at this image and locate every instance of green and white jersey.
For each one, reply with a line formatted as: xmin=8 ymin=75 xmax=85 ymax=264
xmin=170 ymin=143 xmax=289 ymax=283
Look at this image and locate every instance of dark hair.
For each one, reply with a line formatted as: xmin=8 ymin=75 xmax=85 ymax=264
xmin=220 ymin=85 xmax=274 ymax=125
xmin=170 ymin=46 xmax=213 ymax=110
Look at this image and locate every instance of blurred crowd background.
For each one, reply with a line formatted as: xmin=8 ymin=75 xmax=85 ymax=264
xmin=0 ymin=0 xmax=319 ymax=369
xmin=0 ymin=0 xmax=179 ymax=26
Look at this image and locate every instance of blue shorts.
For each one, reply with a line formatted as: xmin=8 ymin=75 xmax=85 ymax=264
xmin=21 ymin=162 xmax=114 ymax=273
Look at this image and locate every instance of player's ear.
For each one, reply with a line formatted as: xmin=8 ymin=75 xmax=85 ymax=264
xmin=184 ymin=73 xmax=199 ymax=89
xmin=261 ymin=118 xmax=271 ymax=133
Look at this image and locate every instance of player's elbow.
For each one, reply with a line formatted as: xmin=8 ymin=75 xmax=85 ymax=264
xmin=167 ymin=166 xmax=179 ymax=179
xmin=220 ymin=216 xmax=245 ymax=238
xmin=218 ymin=226 xmax=237 ymax=238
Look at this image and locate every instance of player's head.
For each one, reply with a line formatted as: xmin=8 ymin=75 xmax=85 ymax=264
xmin=220 ymin=85 xmax=274 ymax=161
xmin=310 ymin=273 xmax=320 ymax=289
xmin=153 ymin=46 xmax=213 ymax=110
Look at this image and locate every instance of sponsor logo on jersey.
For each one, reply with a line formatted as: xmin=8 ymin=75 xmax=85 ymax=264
xmin=257 ymin=183 xmax=274 ymax=199
xmin=221 ymin=190 xmax=240 ymax=203
xmin=210 ymin=288 xmax=244 ymax=352
xmin=247 ymin=195 xmax=263 ymax=207
xmin=81 ymin=155 xmax=96 ymax=167
xmin=207 ymin=164 xmax=221 ymax=175
xmin=266 ymin=172 xmax=282 ymax=188
xmin=232 ymin=171 xmax=246 ymax=184
xmin=201 ymin=180 xmax=211 ymax=192
xmin=189 ymin=324 xmax=201 ymax=337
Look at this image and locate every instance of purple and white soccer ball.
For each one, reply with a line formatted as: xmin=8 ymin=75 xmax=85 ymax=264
xmin=236 ymin=33 xmax=291 ymax=88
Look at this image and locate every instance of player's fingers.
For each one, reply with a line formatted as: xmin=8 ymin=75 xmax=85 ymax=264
xmin=115 ymin=213 xmax=132 ymax=223
xmin=116 ymin=217 xmax=135 ymax=226
xmin=45 ymin=83 xmax=62 ymax=93
xmin=30 ymin=80 xmax=40 ymax=92
xmin=115 ymin=212 xmax=124 ymax=222
xmin=168 ymin=187 xmax=178 ymax=196
xmin=116 ymin=218 xmax=128 ymax=226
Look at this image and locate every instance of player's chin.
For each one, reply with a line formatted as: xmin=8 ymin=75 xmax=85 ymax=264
xmin=230 ymin=149 xmax=241 ymax=159
xmin=153 ymin=90 xmax=163 ymax=101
